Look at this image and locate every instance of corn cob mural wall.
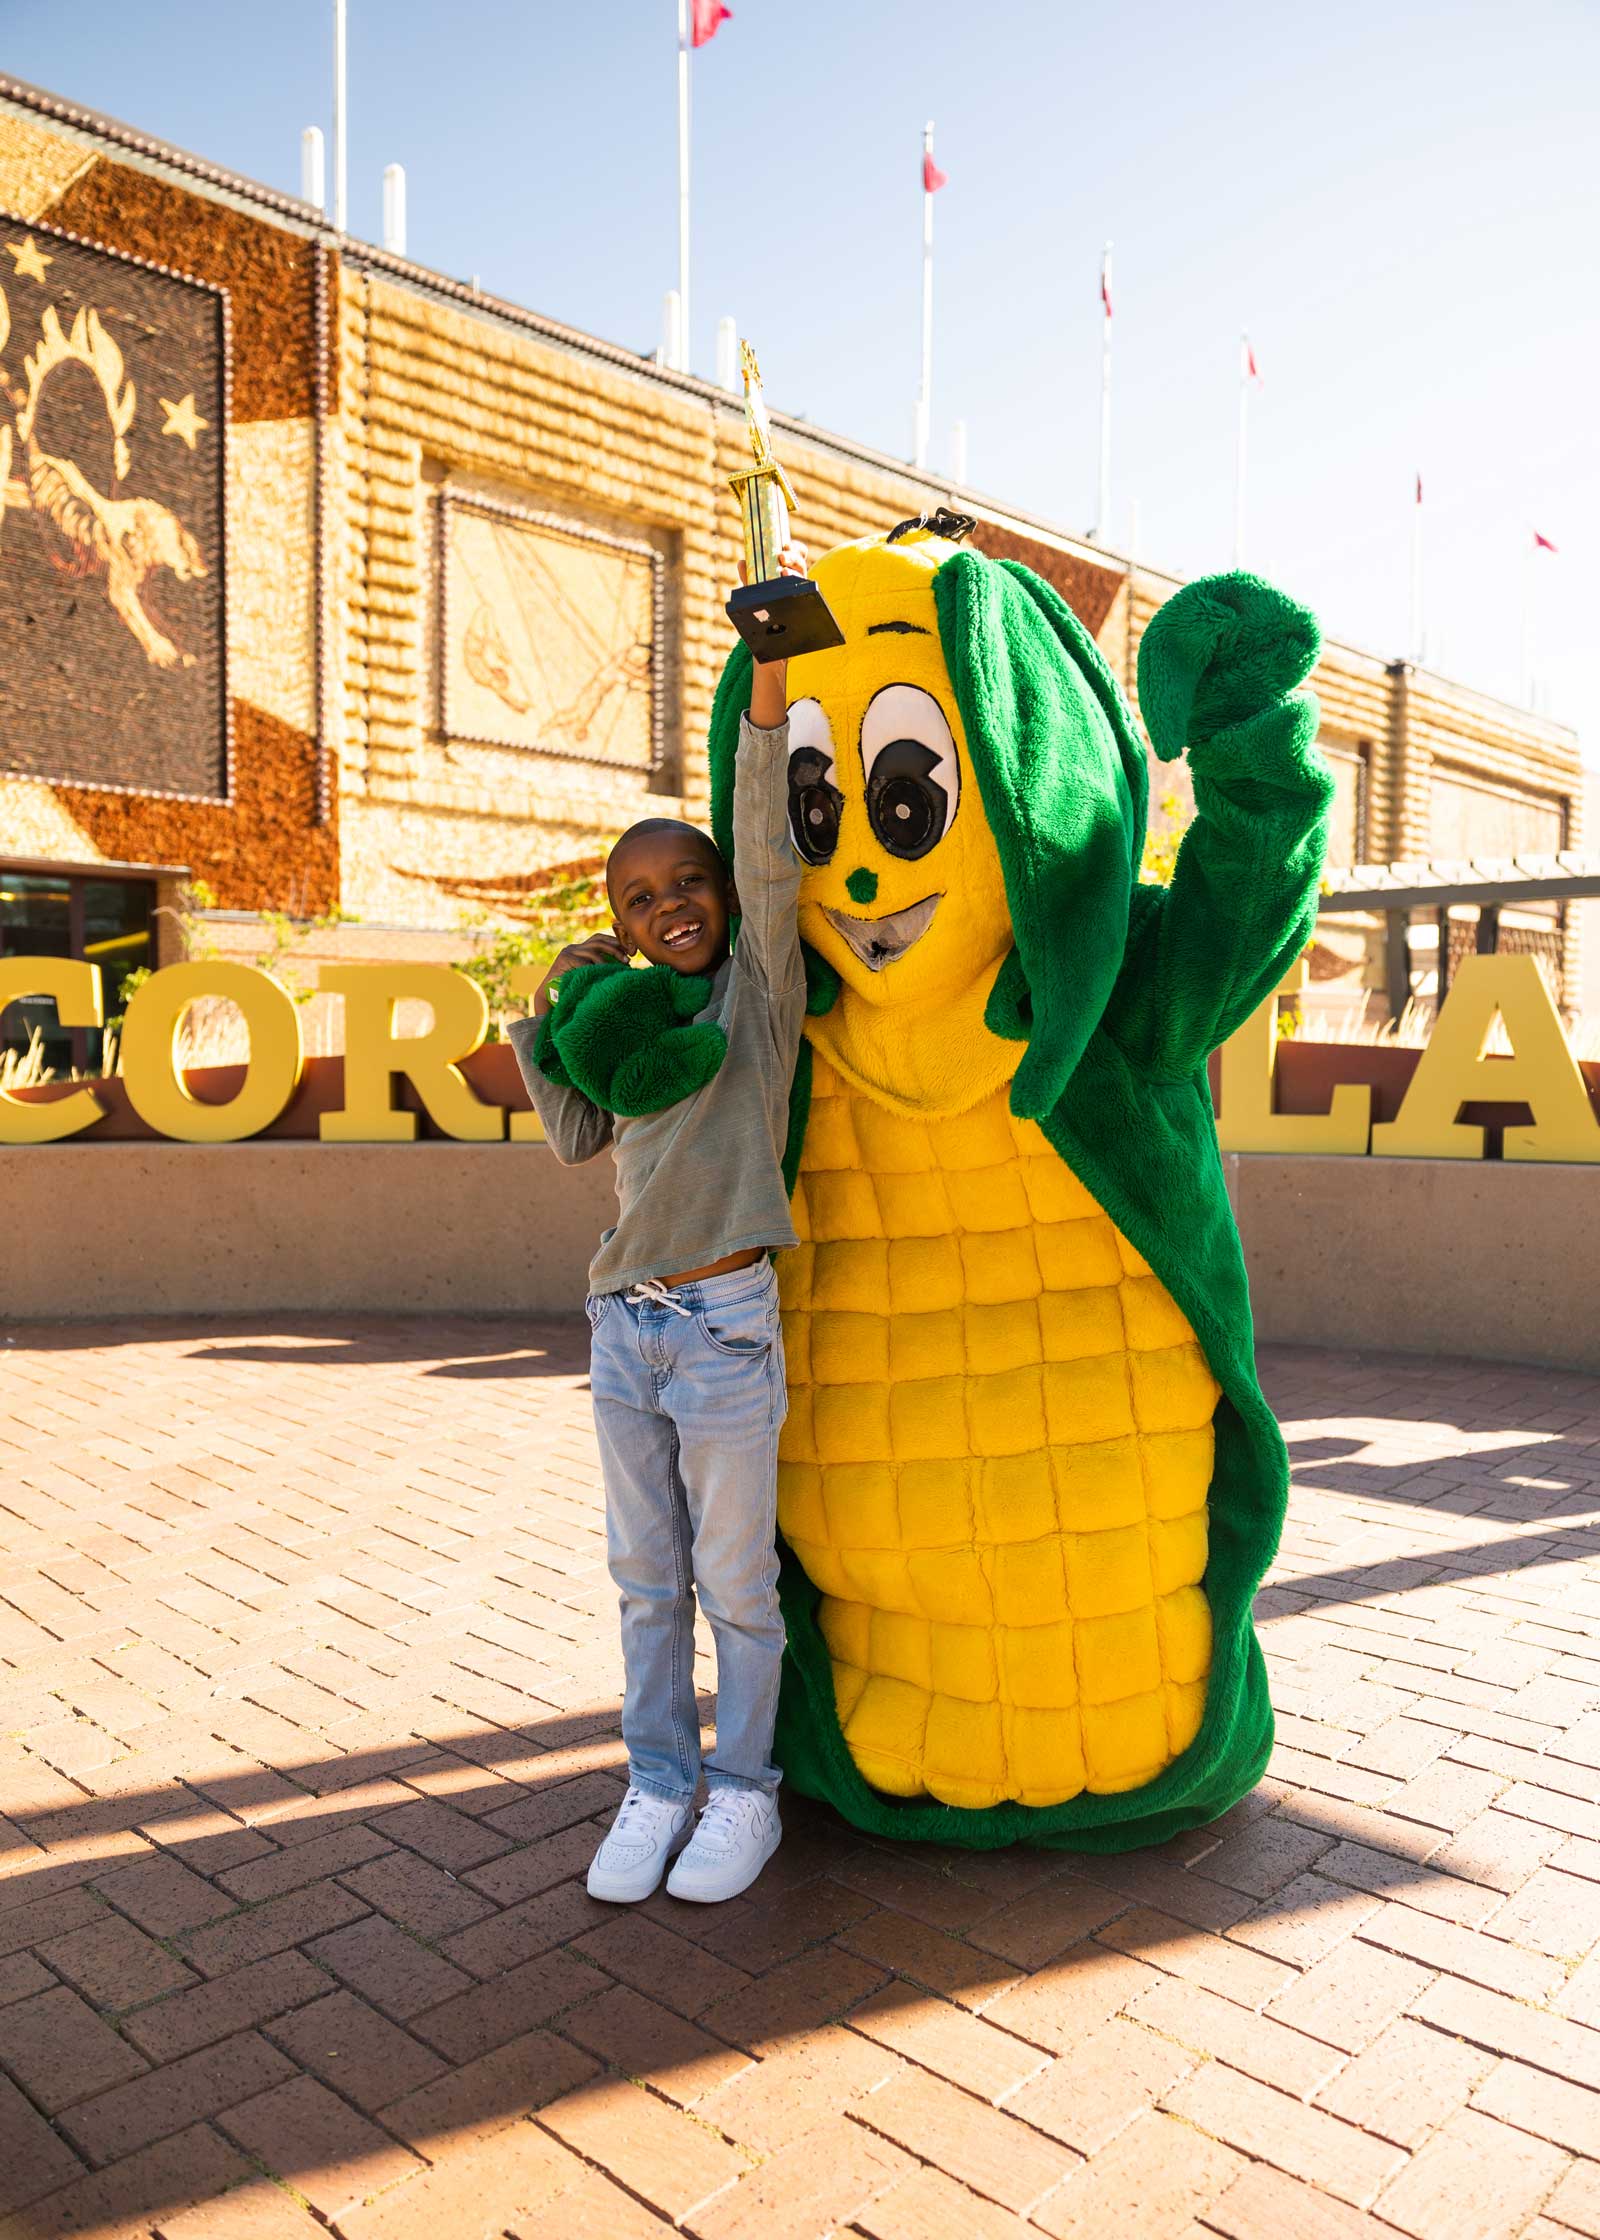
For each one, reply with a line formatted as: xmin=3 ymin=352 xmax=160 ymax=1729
xmin=709 ymin=519 xmax=1333 ymax=1853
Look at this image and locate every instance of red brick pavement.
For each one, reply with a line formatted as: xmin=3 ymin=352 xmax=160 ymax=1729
xmin=3 ymin=1321 xmax=1600 ymax=2236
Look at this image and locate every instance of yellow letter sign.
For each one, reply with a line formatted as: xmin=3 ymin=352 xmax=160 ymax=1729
xmin=0 ymin=959 xmax=106 ymax=1144
xmin=320 ymin=966 xmax=503 ymax=1142
xmin=1215 ymin=959 xmax=1372 ymax=1155
xmin=1372 ymin=952 xmax=1600 ymax=1163
xmin=120 ymin=963 xmax=304 ymax=1143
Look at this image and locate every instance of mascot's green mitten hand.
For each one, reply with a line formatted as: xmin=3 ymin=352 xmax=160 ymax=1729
xmin=1137 ymin=571 xmax=1320 ymax=766
xmin=534 ymin=959 xmax=726 ymax=1118
xmin=1110 ymin=565 xmax=1333 ymax=1076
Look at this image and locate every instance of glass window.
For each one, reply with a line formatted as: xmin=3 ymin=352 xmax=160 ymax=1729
xmin=1 ymin=871 xmax=75 ymax=1072
xmin=1317 ymin=739 xmax=1367 ymax=869
xmin=0 ymin=867 xmax=157 ymax=1076
xmin=81 ymin=880 xmax=154 ymax=1067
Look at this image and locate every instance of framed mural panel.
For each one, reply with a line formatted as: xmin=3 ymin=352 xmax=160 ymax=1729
xmin=437 ymin=492 xmax=664 ymax=774
xmin=0 ymin=214 xmax=229 ymax=800
xmin=1430 ymin=766 xmax=1567 ymax=860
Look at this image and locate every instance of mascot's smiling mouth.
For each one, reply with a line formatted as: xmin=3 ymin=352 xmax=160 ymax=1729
xmin=821 ymin=895 xmax=940 ymax=971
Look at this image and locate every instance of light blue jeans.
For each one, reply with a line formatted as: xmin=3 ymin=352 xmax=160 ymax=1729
xmin=587 ymin=1259 xmax=787 ymax=1801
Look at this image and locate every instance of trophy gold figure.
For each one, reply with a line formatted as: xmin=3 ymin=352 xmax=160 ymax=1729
xmin=725 ymin=341 xmax=844 ymax=664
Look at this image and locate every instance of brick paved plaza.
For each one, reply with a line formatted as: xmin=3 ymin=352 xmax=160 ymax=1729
xmin=5 ymin=1324 xmax=1600 ymax=2238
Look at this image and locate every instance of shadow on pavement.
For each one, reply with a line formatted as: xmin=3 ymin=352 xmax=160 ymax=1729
xmin=3 ymin=1315 xmax=589 ymax=1379
xmin=0 ymin=1707 xmax=1547 ymax=2236
xmin=1 ymin=1334 xmax=1596 ymax=2230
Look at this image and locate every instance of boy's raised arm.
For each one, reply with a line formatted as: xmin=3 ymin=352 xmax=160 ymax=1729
xmin=728 ymin=549 xmax=806 ymax=1003
xmin=730 ymin=710 xmax=804 ymax=1001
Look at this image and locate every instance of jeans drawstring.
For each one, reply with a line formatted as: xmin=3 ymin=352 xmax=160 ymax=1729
xmin=626 ymin=1278 xmax=693 ymax=1318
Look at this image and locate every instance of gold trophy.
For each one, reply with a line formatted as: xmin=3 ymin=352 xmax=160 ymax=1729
xmin=725 ymin=341 xmax=844 ymax=664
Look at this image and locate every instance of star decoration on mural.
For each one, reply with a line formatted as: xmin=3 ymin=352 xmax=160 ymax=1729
xmin=5 ymin=234 xmax=53 ymax=284
xmin=158 ymin=393 xmax=209 ymax=449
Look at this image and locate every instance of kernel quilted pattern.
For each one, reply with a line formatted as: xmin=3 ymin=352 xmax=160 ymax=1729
xmin=778 ymin=1055 xmax=1220 ymax=1812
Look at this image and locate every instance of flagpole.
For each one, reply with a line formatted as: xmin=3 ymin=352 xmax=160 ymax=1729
xmin=1233 ymin=333 xmax=1249 ymax=567
xmin=676 ymin=0 xmax=691 ymax=372
xmin=1525 ymin=531 xmax=1560 ymax=707
xmin=331 ymin=0 xmax=347 ymax=231
xmin=915 ymin=121 xmax=935 ymax=470
xmin=1095 ymin=243 xmax=1112 ymax=542
xmin=1409 ymin=475 xmax=1424 ymax=666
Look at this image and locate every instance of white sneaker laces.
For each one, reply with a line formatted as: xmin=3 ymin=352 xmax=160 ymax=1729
xmin=612 ymin=1788 xmax=655 ymax=1837
xmin=694 ymin=1790 xmax=754 ymax=1855
xmin=625 ymin=1278 xmax=693 ymax=1318
xmin=604 ymin=1786 xmax=676 ymax=1858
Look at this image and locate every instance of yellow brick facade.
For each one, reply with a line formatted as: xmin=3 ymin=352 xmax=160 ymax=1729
xmin=332 ymin=263 xmax=940 ymax=926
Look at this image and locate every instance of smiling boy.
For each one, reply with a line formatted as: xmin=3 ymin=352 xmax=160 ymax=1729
xmin=507 ymin=554 xmax=806 ymax=1906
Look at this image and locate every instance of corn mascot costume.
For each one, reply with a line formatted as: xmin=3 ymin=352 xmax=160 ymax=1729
xmin=707 ymin=516 xmax=1333 ymax=1853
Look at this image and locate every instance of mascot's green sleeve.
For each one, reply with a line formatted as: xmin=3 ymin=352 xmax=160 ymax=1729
xmin=703 ymin=525 xmax=1334 ymax=1852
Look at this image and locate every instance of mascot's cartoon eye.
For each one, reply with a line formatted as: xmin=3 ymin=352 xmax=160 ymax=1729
xmin=861 ymin=684 xmax=959 ymax=861
xmin=785 ymin=696 xmax=843 ymax=865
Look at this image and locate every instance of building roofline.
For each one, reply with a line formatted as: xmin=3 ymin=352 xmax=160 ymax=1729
xmin=1125 ymin=554 xmax=1575 ymax=747
xmin=0 ymin=72 xmax=318 ymax=220
xmin=344 ymin=236 xmax=1121 ymax=556
xmin=0 ymin=71 xmax=1579 ymax=755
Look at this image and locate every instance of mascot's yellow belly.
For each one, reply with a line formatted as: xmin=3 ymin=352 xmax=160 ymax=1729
xmin=777 ymin=1053 xmax=1222 ymax=1811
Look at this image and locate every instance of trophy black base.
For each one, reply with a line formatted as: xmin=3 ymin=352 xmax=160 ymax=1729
xmin=726 ymin=576 xmax=846 ymax=664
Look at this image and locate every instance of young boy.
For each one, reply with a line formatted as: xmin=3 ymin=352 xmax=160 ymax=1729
xmin=508 ymin=554 xmax=807 ymax=1906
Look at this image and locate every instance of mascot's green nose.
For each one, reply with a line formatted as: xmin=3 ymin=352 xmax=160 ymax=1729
xmin=845 ymin=868 xmax=879 ymax=906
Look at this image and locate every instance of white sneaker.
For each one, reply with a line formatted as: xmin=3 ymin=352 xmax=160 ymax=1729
xmin=586 ymin=1786 xmax=694 ymax=1903
xmin=665 ymin=1787 xmax=781 ymax=1904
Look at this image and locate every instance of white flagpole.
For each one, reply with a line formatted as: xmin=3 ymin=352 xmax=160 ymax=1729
xmin=657 ymin=291 xmax=683 ymax=370
xmin=676 ymin=0 xmax=691 ymax=372
xmin=382 ymin=164 xmax=406 ymax=256
xmin=1095 ymin=244 xmax=1112 ymax=542
xmin=715 ymin=314 xmax=739 ymax=392
xmin=915 ymin=121 xmax=935 ymax=470
xmin=332 ymin=0 xmax=347 ymax=232
xmin=1409 ymin=475 xmax=1425 ymax=666
xmin=1521 ymin=532 xmax=1534 ymax=706
xmin=1233 ymin=333 xmax=1250 ymax=566
xmin=300 ymin=126 xmax=325 ymax=212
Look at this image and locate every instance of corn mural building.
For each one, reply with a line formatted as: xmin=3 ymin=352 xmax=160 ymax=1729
xmin=0 ymin=72 xmax=1585 ymax=1057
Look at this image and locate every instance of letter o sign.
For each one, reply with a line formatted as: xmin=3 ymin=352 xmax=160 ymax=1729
xmin=121 ymin=964 xmax=304 ymax=1143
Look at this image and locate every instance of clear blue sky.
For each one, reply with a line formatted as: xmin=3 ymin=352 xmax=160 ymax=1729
xmin=7 ymin=0 xmax=1594 ymax=767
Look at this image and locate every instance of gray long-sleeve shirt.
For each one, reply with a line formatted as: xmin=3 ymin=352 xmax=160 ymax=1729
xmin=507 ymin=715 xmax=805 ymax=1296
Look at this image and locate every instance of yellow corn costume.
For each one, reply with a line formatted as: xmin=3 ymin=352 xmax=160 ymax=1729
xmin=707 ymin=520 xmax=1332 ymax=1851
xmin=784 ymin=1054 xmax=1217 ymax=1812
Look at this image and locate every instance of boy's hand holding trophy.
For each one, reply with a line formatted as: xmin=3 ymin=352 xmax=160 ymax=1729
xmin=725 ymin=342 xmax=844 ymax=666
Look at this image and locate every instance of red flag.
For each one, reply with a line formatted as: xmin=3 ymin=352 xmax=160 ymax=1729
xmin=1244 ymin=339 xmax=1262 ymax=385
xmin=922 ymin=150 xmax=948 ymax=194
xmin=691 ymin=0 xmax=731 ymax=47
xmin=1100 ymin=256 xmax=1112 ymax=320
xmin=1533 ymin=530 xmax=1558 ymax=553
xmin=1415 ymin=473 xmax=1423 ymax=505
